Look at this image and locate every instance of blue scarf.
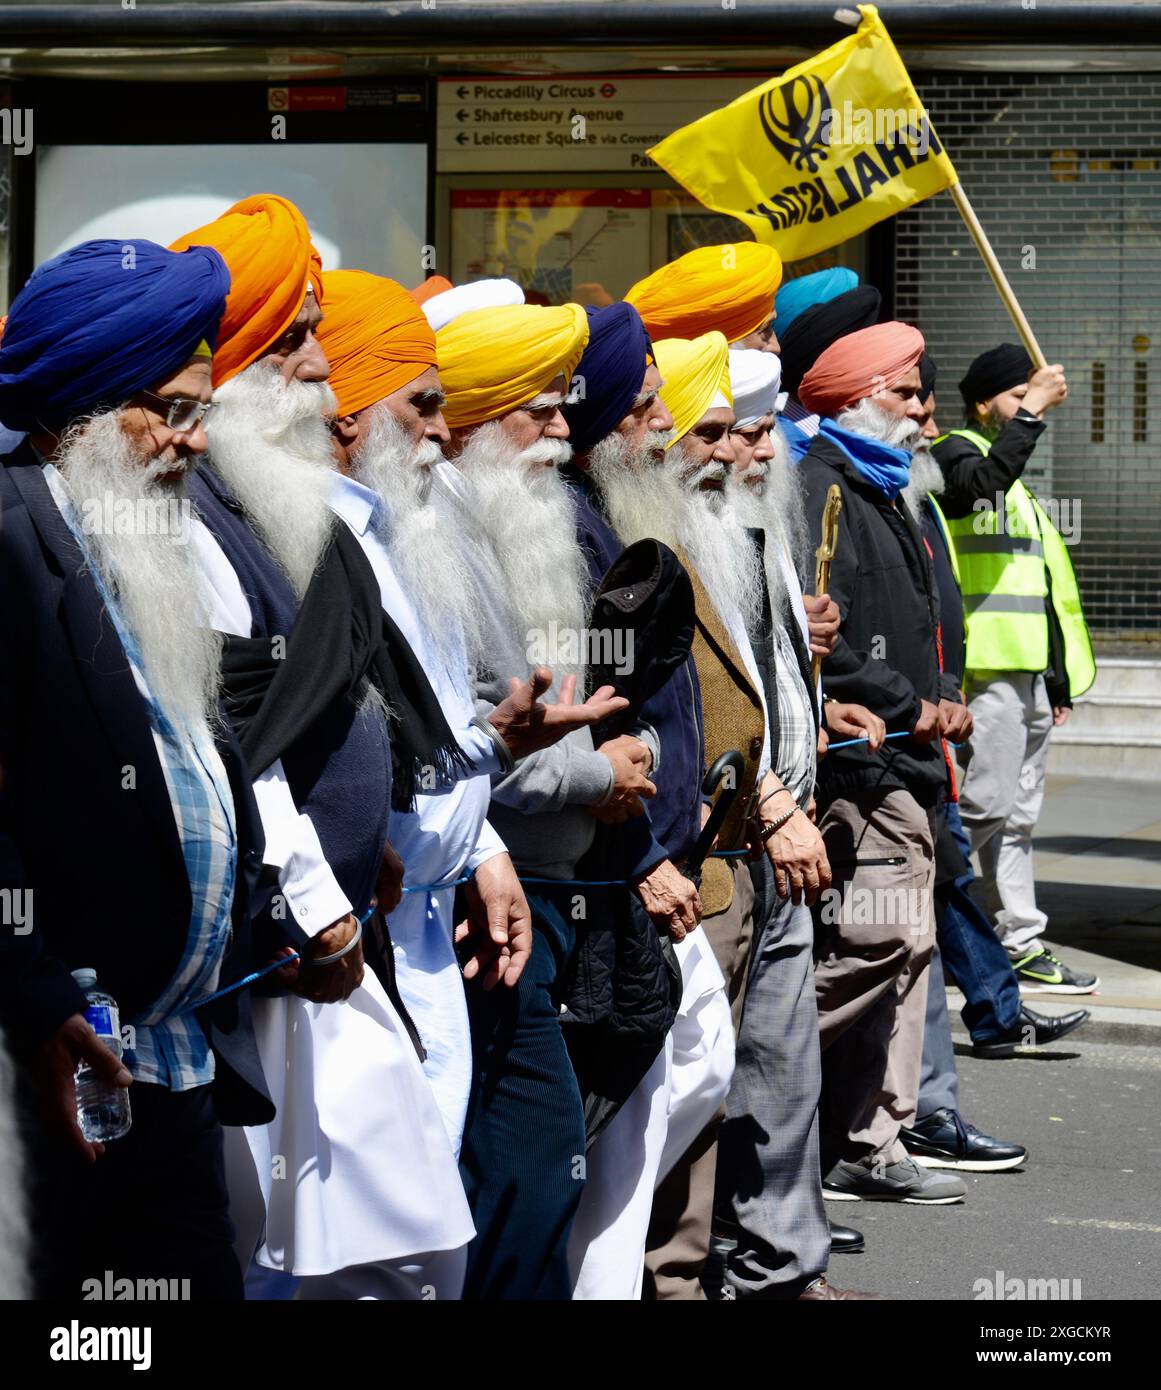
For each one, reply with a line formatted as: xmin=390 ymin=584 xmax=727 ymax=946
xmin=818 ymin=418 xmax=912 ymax=500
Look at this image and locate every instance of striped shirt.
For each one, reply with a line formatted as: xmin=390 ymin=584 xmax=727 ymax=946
xmin=44 ymin=464 xmax=237 ymax=1091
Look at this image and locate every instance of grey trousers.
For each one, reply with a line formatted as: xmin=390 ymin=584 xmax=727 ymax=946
xmin=918 ymin=939 xmax=961 ymax=1120
xmin=957 ymin=671 xmax=1054 ymax=957
xmin=719 ymin=856 xmax=831 ymax=1297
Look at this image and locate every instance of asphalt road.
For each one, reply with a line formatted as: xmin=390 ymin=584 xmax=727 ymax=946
xmin=824 ymin=1038 xmax=1161 ymax=1301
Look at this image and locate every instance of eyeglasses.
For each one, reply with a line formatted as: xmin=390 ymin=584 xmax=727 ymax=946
xmin=137 ymin=389 xmax=215 ymax=433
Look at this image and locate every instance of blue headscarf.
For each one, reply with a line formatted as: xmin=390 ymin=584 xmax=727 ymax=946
xmin=0 ymin=239 xmax=230 ymax=433
xmin=775 ymin=267 xmax=859 ymax=336
xmin=562 ymin=302 xmax=653 ymax=454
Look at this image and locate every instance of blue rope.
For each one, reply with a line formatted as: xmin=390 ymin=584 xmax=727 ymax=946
xmin=175 ymin=903 xmax=378 ymax=1014
xmin=827 ymin=730 xmax=963 ymax=751
xmin=403 ymin=873 xmax=471 ymax=894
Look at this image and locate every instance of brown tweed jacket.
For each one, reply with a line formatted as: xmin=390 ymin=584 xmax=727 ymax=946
xmin=682 ymin=548 xmax=766 ymax=916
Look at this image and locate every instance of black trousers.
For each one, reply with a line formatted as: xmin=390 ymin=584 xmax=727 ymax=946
xmin=28 ymin=1080 xmax=242 ymax=1301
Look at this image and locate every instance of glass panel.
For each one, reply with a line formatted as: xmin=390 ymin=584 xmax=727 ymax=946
xmin=33 ymin=142 xmax=427 ymax=282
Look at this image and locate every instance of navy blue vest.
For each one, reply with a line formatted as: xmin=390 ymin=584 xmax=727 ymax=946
xmin=570 ymin=480 xmax=705 ymax=866
xmin=190 ymin=466 xmax=392 ymax=919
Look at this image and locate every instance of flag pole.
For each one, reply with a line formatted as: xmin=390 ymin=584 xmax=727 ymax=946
xmin=946 ymin=181 xmax=1047 ymax=368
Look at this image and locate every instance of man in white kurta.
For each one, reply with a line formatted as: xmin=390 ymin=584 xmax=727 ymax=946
xmin=316 ymin=269 xmax=634 ymax=1171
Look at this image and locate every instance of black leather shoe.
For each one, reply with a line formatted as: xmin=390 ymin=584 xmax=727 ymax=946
xmin=972 ymin=1004 xmax=1090 ymax=1058
xmin=901 ymin=1108 xmax=1027 ymax=1172
xmin=829 ymin=1221 xmax=865 ymax=1254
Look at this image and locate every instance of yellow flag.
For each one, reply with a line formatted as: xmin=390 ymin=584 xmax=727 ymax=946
xmin=648 ymin=5 xmax=957 ymax=261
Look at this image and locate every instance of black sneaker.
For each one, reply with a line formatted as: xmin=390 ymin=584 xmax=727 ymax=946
xmin=1011 ymin=945 xmax=1099 ymax=995
xmin=973 ymin=1004 xmax=1090 ymax=1059
xmin=901 ymin=1108 xmax=1027 ymax=1172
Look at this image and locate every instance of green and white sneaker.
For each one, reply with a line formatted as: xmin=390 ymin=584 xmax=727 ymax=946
xmin=1011 ymin=945 xmax=1099 ymax=995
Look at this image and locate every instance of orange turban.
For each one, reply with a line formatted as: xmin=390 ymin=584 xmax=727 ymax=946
xmin=625 ymin=243 xmax=782 ymax=344
xmin=437 ymin=303 xmax=589 ymax=429
xmin=170 ymin=193 xmax=323 ymax=386
xmin=798 ymin=322 xmax=925 ymax=419
xmin=410 ymin=275 xmax=453 ymax=307
xmin=316 ymin=270 xmax=436 ymax=418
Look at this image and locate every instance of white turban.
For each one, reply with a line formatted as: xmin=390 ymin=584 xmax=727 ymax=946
xmin=728 ymin=348 xmax=783 ymax=429
xmin=421 ymin=277 xmax=525 ymax=332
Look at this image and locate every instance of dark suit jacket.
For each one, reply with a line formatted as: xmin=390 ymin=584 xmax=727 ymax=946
xmin=0 ymin=444 xmax=274 ymax=1125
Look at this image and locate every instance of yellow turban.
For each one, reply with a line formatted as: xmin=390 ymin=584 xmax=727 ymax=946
xmin=653 ymin=332 xmax=733 ymax=448
xmin=626 ymin=242 xmax=782 ymax=344
xmin=317 ymin=269 xmax=437 ymax=418
xmin=170 ymin=193 xmax=323 ymax=387
xmin=437 ymin=303 xmax=589 ymax=429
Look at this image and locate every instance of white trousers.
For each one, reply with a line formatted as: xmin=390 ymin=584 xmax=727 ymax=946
xmin=240 ymin=1247 xmax=468 ymax=1301
xmin=567 ymin=931 xmax=734 ymax=1300
xmin=957 ymin=670 xmax=1054 ymax=957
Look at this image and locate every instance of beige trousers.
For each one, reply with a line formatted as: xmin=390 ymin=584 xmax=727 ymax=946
xmin=814 ymin=787 xmax=935 ymax=1167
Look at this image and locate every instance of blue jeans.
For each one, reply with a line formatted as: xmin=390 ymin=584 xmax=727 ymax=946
xmin=935 ymin=802 xmax=1024 ymax=1043
xmin=459 ymin=895 xmax=586 ymax=1300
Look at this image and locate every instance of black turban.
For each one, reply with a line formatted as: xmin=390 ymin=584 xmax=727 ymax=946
xmin=562 ymin=302 xmax=653 ymax=454
xmin=959 ymin=343 xmax=1032 ymax=408
xmin=779 ymin=284 xmax=882 ymax=398
xmin=919 ymin=353 xmax=938 ymax=401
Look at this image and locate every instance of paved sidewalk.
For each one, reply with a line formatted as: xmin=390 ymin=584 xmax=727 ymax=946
xmin=948 ymin=775 xmax=1161 ymax=1043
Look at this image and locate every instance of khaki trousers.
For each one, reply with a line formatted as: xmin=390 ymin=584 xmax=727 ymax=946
xmin=643 ymin=860 xmax=753 ymax=1300
xmin=813 ymin=787 xmax=935 ymax=1169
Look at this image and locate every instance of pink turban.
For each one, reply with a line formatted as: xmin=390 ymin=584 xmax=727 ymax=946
xmin=799 ymin=322 xmax=925 ymax=418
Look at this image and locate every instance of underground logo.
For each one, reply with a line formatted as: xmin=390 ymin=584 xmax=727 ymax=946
xmin=758 ymin=73 xmax=831 ymax=172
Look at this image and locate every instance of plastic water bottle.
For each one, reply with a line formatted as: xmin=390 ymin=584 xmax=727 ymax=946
xmin=71 ymin=968 xmax=132 ymax=1143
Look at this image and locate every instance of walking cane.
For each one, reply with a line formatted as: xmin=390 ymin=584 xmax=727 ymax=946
xmin=686 ymin=749 xmax=746 ymax=876
xmin=812 ymin=483 xmax=843 ymax=686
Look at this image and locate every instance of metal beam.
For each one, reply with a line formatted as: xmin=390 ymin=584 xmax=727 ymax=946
xmin=0 ymin=2 xmax=1158 ymax=48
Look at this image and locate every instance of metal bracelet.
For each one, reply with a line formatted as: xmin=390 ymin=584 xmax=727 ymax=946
xmin=309 ymin=918 xmax=363 ymax=967
xmin=757 ymin=805 xmax=798 ymax=842
xmin=472 ymin=713 xmax=516 ymax=775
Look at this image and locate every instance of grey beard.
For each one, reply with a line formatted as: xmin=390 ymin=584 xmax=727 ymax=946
xmin=54 ymin=411 xmax=222 ymax=734
xmin=836 ymin=396 xmax=924 ymax=454
xmin=587 ymin=428 xmax=687 ymax=552
xmin=900 ymin=442 xmax=947 ymax=522
xmin=351 ymin=403 xmax=481 ymax=679
xmin=591 ymin=428 xmax=762 ymax=629
xmin=205 ymin=361 xmax=339 ymax=599
xmin=451 ymin=419 xmax=590 ymax=685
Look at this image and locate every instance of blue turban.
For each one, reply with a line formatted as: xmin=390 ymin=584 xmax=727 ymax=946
xmin=0 ymin=239 xmax=230 ymax=433
xmin=774 ymin=267 xmax=859 ymax=336
xmin=562 ymin=302 xmax=653 ymax=454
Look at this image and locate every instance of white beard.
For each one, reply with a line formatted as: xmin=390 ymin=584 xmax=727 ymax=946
xmin=835 ymin=395 xmax=924 ymax=454
xmin=54 ymin=411 xmax=221 ymax=734
xmin=900 ymin=441 xmax=947 ymax=522
xmin=674 ymin=438 xmax=763 ymax=632
xmin=591 ymin=429 xmax=762 ymax=632
xmin=451 ymin=419 xmax=589 ymax=684
xmin=351 ymin=404 xmax=481 ymax=678
xmin=204 ymin=361 xmax=339 ymax=598
xmin=726 ymin=427 xmax=810 ymax=615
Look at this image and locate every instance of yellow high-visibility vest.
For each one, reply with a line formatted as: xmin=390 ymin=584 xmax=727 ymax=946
xmin=935 ymin=428 xmax=1096 ymax=698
